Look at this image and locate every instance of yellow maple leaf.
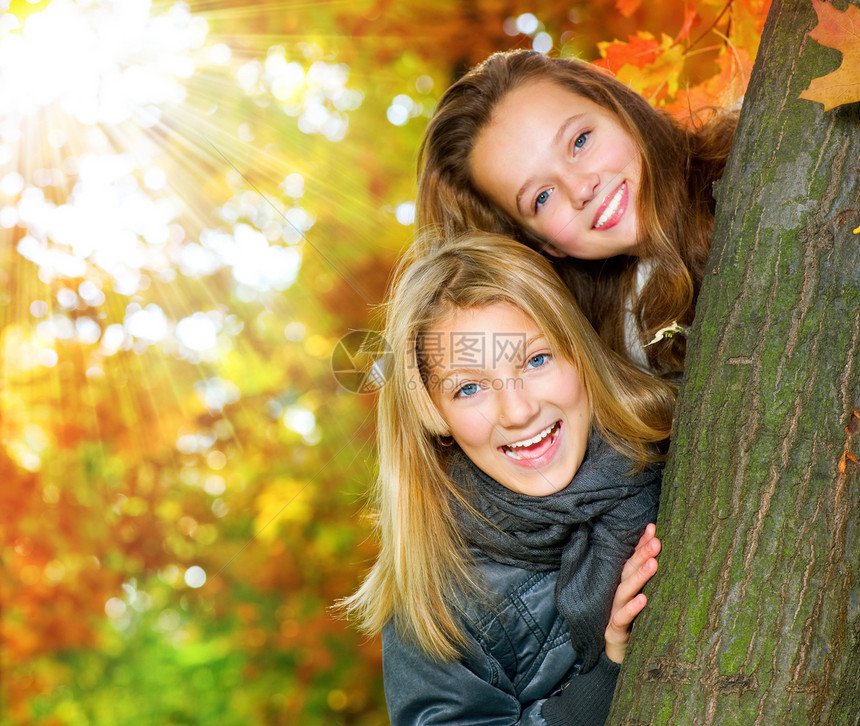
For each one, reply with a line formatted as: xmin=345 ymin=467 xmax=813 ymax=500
xmin=799 ymin=0 xmax=860 ymax=111
xmin=611 ymin=33 xmax=686 ymax=105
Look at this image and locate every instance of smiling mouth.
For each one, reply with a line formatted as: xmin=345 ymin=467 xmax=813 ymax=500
xmin=593 ymin=181 xmax=626 ymax=229
xmin=501 ymin=421 xmax=560 ymax=460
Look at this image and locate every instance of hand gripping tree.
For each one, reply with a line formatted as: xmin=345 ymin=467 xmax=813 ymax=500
xmin=607 ymin=0 xmax=860 ymax=723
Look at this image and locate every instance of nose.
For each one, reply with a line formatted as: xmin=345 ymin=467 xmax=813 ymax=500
xmin=497 ymin=379 xmax=539 ymax=428
xmin=562 ymin=170 xmax=600 ymax=210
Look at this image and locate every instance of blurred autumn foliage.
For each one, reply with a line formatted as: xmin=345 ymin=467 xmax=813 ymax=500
xmin=0 ymin=0 xmax=769 ymax=723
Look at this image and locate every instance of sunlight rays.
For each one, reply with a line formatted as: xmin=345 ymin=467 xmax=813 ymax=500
xmin=0 ymin=0 xmax=387 ymax=465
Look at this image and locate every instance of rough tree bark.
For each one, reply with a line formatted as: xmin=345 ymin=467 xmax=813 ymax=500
xmin=606 ymin=0 xmax=860 ymax=724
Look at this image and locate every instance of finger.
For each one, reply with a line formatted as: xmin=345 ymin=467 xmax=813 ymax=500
xmin=620 ymin=533 xmax=661 ymax=580
xmin=635 ymin=525 xmax=660 ymax=556
xmin=635 ymin=523 xmax=656 ymax=550
xmin=607 ymin=593 xmax=648 ymax=635
xmin=613 ymin=556 xmax=658 ymax=607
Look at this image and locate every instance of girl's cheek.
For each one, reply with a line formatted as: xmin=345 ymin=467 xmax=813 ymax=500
xmin=532 ymin=213 xmax=554 ymax=239
xmin=545 ymin=216 xmax=568 ymax=246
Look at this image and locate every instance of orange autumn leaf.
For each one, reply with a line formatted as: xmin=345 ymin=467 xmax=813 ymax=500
xmin=665 ymin=46 xmax=754 ymax=115
xmin=597 ymin=32 xmax=686 ymax=105
xmin=616 ymin=0 xmax=642 ymax=19
xmin=595 ymin=32 xmax=662 ymax=73
xmin=673 ymin=6 xmax=700 ymax=43
xmin=799 ymin=0 xmax=860 ymax=111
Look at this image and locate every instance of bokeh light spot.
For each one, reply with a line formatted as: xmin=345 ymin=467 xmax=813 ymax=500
xmin=184 ymin=565 xmax=206 ymax=588
xmin=516 ymin=13 xmax=539 ymax=34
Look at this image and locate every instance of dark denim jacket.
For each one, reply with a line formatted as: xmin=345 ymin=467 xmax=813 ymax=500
xmin=381 ymin=553 xmax=619 ymax=725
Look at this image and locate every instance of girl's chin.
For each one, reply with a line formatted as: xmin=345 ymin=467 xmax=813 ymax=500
xmin=502 ymin=467 xmax=577 ymax=497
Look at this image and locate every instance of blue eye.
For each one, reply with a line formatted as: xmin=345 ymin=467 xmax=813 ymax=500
xmin=574 ymin=132 xmax=589 ymax=150
xmin=527 ymin=353 xmax=550 ymax=369
xmin=454 ymin=382 xmax=479 ymax=399
xmin=534 ymin=189 xmax=551 ymax=212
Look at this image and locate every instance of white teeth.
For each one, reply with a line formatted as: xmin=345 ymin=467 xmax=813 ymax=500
xmin=594 ymin=183 xmax=624 ymax=229
xmin=506 ymin=423 xmax=556 ymax=450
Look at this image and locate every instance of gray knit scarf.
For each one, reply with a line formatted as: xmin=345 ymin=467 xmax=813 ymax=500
xmin=449 ymin=431 xmax=661 ymax=672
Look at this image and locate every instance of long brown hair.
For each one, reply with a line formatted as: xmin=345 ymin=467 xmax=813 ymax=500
xmin=416 ymin=49 xmax=737 ymax=374
xmin=339 ymin=232 xmax=676 ymax=660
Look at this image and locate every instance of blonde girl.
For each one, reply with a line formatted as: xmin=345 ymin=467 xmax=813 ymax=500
xmin=342 ymin=233 xmax=674 ymax=724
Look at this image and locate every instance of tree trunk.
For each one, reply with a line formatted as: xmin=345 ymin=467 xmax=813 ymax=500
xmin=606 ymin=0 xmax=860 ymax=723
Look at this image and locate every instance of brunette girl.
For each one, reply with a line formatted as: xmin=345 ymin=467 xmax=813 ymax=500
xmin=342 ymin=233 xmax=675 ymax=724
xmin=416 ymin=49 xmax=737 ymax=375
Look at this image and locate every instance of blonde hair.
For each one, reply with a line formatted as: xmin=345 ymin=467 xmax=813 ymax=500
xmin=416 ymin=49 xmax=737 ymax=374
xmin=340 ymin=232 xmax=676 ymax=661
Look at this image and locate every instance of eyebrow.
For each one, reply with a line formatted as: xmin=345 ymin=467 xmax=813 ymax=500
xmin=514 ymin=113 xmax=586 ymax=216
